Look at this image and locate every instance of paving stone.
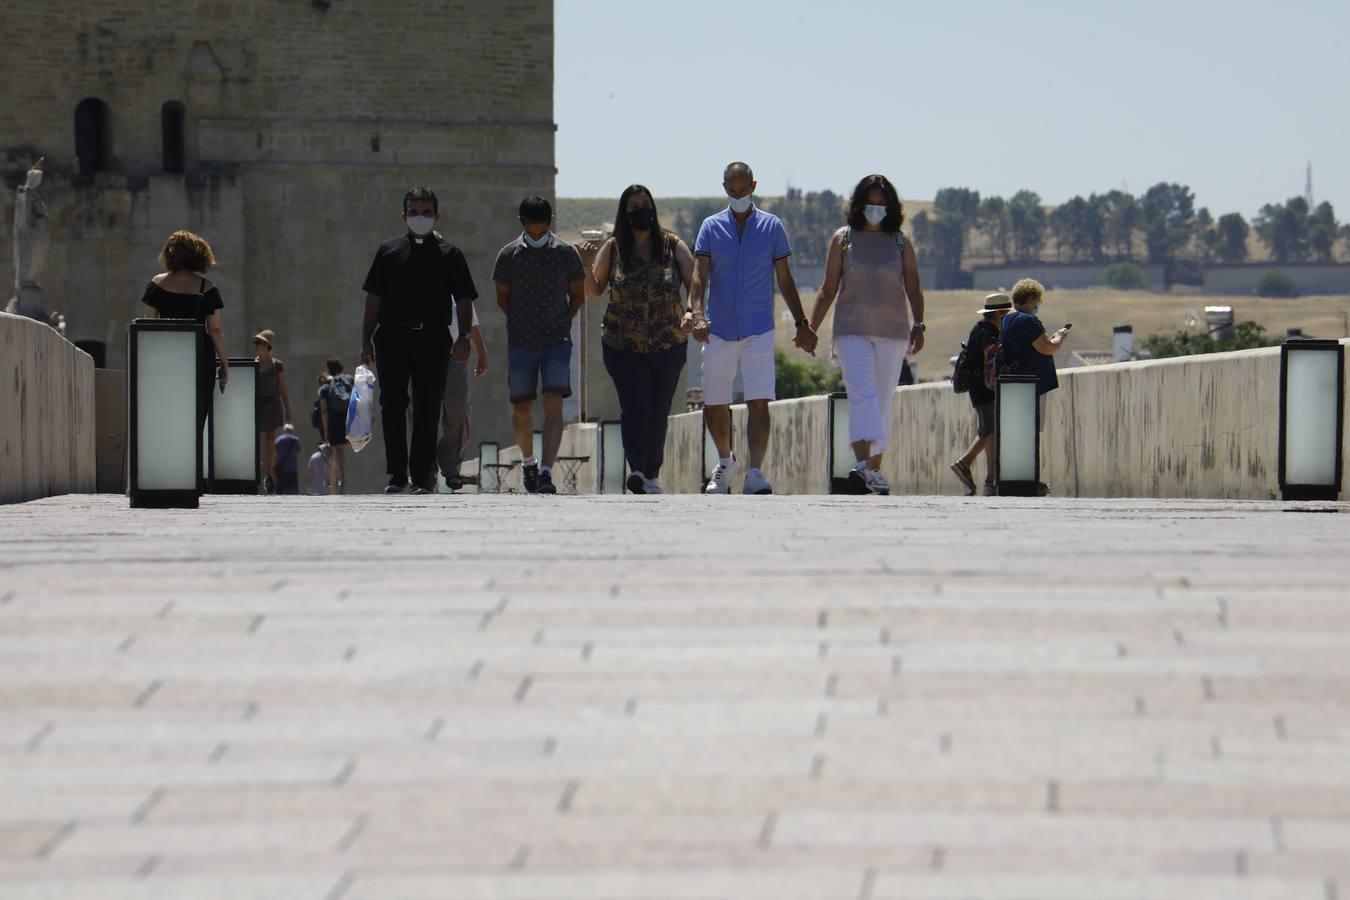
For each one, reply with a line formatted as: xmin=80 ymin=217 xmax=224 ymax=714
xmin=0 ymin=494 xmax=1347 ymax=900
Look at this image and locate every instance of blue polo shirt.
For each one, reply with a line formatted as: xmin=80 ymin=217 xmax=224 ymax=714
xmin=694 ymin=206 xmax=792 ymax=341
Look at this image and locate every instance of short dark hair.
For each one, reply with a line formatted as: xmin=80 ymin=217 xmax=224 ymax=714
xmin=519 ymin=196 xmax=552 ymax=223
xmin=325 ymin=357 xmax=343 ymax=375
xmin=723 ymin=161 xmax=754 ymax=182
xmin=846 ymin=174 xmax=904 ymax=232
xmin=403 ymin=186 xmax=438 ymax=215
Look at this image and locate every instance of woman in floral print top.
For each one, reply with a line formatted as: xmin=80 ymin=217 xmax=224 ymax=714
xmin=578 ymin=185 xmax=695 ymax=494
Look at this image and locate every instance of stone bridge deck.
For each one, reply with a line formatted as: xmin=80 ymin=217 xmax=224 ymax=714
xmin=1 ymin=494 xmax=1348 ymax=899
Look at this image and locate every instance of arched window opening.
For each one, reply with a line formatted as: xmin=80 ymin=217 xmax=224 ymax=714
xmin=75 ymin=98 xmax=111 ymax=175
xmin=161 ymin=101 xmax=186 ymax=174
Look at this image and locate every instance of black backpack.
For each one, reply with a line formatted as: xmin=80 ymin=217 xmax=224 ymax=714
xmin=326 ymin=374 xmax=353 ymax=415
xmin=310 ymin=397 xmax=323 ymax=430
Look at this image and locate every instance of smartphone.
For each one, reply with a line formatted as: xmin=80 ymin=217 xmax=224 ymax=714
xmin=1061 ymin=323 xmax=1073 ymax=331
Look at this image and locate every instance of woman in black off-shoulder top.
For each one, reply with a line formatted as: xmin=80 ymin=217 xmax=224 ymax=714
xmin=139 ymin=230 xmax=231 ymax=430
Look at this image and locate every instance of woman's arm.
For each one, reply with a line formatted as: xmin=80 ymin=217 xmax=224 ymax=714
xmin=205 ymin=310 xmax=229 ymax=388
xmin=901 ymin=240 xmax=926 ymax=355
xmin=579 ymin=238 xmax=614 ymax=299
xmin=1034 ymin=330 xmax=1066 ymax=355
xmin=277 ymin=367 xmax=292 ymax=423
xmin=674 ymin=238 xmax=697 ymax=334
xmin=809 ymin=230 xmax=846 ymax=331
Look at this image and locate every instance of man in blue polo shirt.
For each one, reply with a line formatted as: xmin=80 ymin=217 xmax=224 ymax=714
xmin=689 ymin=162 xmax=817 ymax=495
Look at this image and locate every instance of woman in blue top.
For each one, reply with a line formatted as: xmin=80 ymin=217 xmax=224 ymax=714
xmin=999 ymin=278 xmax=1069 ymax=494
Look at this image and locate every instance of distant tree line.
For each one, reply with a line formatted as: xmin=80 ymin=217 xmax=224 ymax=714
xmin=667 ymin=184 xmax=1350 ymax=290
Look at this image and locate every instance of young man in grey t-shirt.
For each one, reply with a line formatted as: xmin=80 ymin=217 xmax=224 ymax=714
xmin=493 ymin=196 xmax=586 ymax=494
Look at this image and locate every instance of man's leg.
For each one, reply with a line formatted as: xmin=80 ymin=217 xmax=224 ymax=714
xmin=437 ymin=361 xmax=470 ymax=484
xmin=373 ymin=328 xmax=413 ymax=483
xmin=408 ymin=331 xmax=451 ymax=489
xmin=539 ymin=343 xmax=573 ymax=470
xmin=644 ymin=342 xmax=687 ymax=478
xmin=333 ymin=445 xmax=345 ymax=491
xmin=745 ymin=400 xmax=771 ymax=471
xmin=541 ymin=394 xmax=565 ymax=468
xmin=740 ymin=332 xmax=778 ymax=471
xmin=700 ymin=335 xmax=739 ymax=459
xmin=512 ymin=401 xmax=535 ymax=457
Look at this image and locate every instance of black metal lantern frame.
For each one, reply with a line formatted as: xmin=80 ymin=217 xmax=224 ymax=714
xmin=1278 ymin=339 xmax=1344 ymax=502
xmin=206 ymin=356 xmax=259 ymax=494
xmin=128 ymin=318 xmax=204 ymax=509
xmin=995 ymin=375 xmax=1041 ymax=497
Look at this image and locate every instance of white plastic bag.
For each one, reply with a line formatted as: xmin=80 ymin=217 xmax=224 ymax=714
xmin=346 ymin=364 xmax=376 ymax=453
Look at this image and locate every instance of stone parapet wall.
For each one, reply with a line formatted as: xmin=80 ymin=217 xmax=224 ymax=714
xmin=0 ymin=312 xmax=96 ymax=503
xmin=549 ymin=342 xmax=1348 ymax=500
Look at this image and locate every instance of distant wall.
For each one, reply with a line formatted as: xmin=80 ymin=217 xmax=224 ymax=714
xmin=1 ymin=312 xmax=97 ymax=503
xmin=1200 ymin=264 xmax=1350 ymax=296
xmin=973 ymin=263 xmax=1167 ymax=291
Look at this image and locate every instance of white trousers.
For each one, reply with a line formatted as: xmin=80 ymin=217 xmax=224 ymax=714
xmin=835 ymin=334 xmax=909 ymax=456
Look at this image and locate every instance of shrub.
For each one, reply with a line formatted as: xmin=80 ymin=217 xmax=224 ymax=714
xmin=1140 ymin=321 xmax=1278 ymax=359
xmin=1103 ymin=261 xmax=1146 ymax=290
xmin=1257 ymin=270 xmax=1298 ymax=298
xmin=774 ymin=348 xmax=843 ymax=400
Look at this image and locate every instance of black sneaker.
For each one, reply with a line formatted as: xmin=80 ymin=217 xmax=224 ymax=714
xmin=384 ymin=477 xmax=408 ymax=494
xmin=537 ymin=468 xmax=557 ymax=495
xmin=626 ymin=472 xmax=648 ymax=495
xmin=846 ymin=466 xmax=869 ymax=495
xmin=411 ymin=483 xmax=436 ymax=495
xmin=522 ymin=463 xmax=540 ymax=493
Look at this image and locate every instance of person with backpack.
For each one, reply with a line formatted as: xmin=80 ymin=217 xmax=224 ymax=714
xmin=319 ymin=357 xmax=354 ymax=494
xmin=808 ymin=174 xmax=926 ymax=495
xmin=950 ymin=293 xmax=1012 ymax=496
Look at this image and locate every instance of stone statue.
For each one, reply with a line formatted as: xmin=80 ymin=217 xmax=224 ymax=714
xmin=6 ymin=158 xmax=50 ymax=321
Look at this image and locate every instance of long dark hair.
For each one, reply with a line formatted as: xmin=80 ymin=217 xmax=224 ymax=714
xmin=613 ymin=184 xmax=666 ymax=264
xmin=846 ymin=174 xmax=904 ymax=232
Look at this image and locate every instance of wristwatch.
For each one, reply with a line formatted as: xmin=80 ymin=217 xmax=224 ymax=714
xmin=794 ymin=317 xmax=810 ymax=329
xmin=912 ymin=322 xmax=926 ymax=332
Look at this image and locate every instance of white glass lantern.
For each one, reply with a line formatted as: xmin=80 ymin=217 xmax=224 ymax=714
xmin=1279 ymin=339 xmax=1344 ymax=501
xmin=598 ymin=420 xmax=625 ymax=494
xmin=828 ymin=391 xmax=853 ymax=494
xmin=207 ymin=357 xmax=258 ymax=493
xmin=996 ymin=375 xmax=1040 ymax=496
xmin=128 ymin=319 xmax=203 ymax=508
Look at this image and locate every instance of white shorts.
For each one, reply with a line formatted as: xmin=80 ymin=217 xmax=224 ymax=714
xmin=701 ymin=331 xmax=776 ymax=406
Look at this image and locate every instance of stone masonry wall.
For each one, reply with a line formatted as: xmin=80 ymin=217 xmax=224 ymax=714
xmin=1 ymin=0 xmax=555 ymax=492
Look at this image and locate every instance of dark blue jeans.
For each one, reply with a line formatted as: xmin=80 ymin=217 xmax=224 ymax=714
xmin=602 ymin=342 xmax=687 ymax=479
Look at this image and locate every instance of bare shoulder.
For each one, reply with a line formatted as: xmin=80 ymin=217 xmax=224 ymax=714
xmin=202 ymin=278 xmax=217 ymax=291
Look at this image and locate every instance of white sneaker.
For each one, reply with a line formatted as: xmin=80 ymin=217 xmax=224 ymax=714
xmin=706 ymin=456 xmax=739 ymax=494
xmin=643 ymin=476 xmax=664 ymax=494
xmin=743 ymin=467 xmax=773 ymax=495
xmin=863 ymin=468 xmax=891 ymax=496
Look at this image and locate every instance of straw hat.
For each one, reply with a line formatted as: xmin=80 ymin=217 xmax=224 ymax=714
xmin=253 ymin=329 xmax=275 ymax=349
xmin=978 ymin=293 xmax=1013 ymax=315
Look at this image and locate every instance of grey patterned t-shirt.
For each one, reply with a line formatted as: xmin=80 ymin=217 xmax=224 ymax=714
xmin=492 ymin=234 xmax=585 ymax=349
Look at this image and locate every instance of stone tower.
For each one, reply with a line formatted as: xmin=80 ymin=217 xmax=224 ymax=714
xmin=0 ymin=0 xmax=555 ymax=491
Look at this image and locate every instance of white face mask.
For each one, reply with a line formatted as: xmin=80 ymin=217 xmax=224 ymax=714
xmin=728 ymin=195 xmax=753 ymax=214
xmin=523 ymin=232 xmax=551 ymax=249
xmin=406 ymin=214 xmax=435 ymax=236
xmin=864 ymin=204 xmax=887 ymax=226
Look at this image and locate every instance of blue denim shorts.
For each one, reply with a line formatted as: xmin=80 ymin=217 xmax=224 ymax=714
xmin=508 ymin=343 xmax=572 ymax=403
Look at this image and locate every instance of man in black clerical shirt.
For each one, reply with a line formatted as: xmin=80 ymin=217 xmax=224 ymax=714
xmin=361 ymin=187 xmax=478 ymax=494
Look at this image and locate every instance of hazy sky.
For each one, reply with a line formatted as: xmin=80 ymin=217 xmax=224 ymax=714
xmin=555 ymin=0 xmax=1350 ymax=218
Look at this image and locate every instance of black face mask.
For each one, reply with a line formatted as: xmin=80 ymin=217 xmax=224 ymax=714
xmin=627 ymin=207 xmax=655 ymax=231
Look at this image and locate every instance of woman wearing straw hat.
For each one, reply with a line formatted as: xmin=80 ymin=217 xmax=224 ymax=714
xmin=951 ymin=293 xmax=1012 ymax=496
xmin=253 ymin=329 xmax=293 ymax=494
